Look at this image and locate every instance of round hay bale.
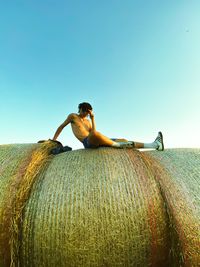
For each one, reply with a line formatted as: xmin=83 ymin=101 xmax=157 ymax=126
xmin=0 ymin=145 xmax=199 ymax=267
xmin=144 ymin=149 xmax=200 ymax=266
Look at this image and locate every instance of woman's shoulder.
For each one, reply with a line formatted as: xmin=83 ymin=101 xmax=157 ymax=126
xmin=67 ymin=113 xmax=79 ymax=122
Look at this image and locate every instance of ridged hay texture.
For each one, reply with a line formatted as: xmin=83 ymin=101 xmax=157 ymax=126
xmin=144 ymin=149 xmax=200 ymax=266
xmin=0 ymin=144 xmax=37 ymax=267
xmin=19 ymin=148 xmax=170 ymax=267
xmin=0 ymin=142 xmax=58 ymax=267
xmin=0 ymin=145 xmax=199 ymax=267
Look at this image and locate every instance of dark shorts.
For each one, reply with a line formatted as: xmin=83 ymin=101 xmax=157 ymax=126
xmin=82 ymin=137 xmax=117 ymax=149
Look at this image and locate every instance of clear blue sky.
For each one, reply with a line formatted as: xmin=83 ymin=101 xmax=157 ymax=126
xmin=1 ymin=0 xmax=200 ymax=149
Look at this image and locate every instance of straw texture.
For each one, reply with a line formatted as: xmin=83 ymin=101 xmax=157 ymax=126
xmin=0 ymin=145 xmax=199 ymax=267
xmin=0 ymin=141 xmax=58 ymax=267
xmin=143 ymin=149 xmax=200 ymax=266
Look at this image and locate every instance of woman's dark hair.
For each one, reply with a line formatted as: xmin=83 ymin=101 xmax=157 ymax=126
xmin=78 ymin=102 xmax=93 ymax=113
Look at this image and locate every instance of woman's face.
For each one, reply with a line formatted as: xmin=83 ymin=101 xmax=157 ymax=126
xmin=79 ymin=108 xmax=90 ymax=117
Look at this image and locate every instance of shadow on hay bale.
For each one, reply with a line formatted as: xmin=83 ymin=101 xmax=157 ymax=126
xmin=0 ymin=143 xmax=199 ymax=267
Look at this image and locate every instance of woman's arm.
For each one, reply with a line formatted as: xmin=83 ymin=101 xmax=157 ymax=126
xmin=88 ymin=110 xmax=96 ymax=131
xmin=52 ymin=114 xmax=73 ymax=140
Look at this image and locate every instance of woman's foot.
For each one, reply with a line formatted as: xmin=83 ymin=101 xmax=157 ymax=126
xmin=154 ymin=132 xmax=164 ymax=151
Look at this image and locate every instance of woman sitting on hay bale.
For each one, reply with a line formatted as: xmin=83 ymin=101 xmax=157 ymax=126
xmin=53 ymin=102 xmax=164 ymax=151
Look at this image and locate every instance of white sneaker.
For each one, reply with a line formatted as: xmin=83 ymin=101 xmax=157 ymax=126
xmin=154 ymin=132 xmax=164 ymax=151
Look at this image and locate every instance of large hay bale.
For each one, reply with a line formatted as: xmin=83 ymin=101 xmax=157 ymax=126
xmin=144 ymin=149 xmax=200 ymax=266
xmin=0 ymin=144 xmax=199 ymax=267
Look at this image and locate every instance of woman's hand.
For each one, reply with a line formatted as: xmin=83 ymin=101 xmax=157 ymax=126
xmin=88 ymin=109 xmax=94 ymax=119
xmin=88 ymin=110 xmax=96 ymax=130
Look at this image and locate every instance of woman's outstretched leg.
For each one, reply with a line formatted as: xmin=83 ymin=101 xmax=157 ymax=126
xmin=87 ymin=131 xmax=164 ymax=151
xmin=87 ymin=131 xmax=116 ymax=147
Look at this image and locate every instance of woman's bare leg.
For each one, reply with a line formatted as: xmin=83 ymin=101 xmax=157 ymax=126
xmin=134 ymin=142 xmax=144 ymax=148
xmin=87 ymin=131 xmax=164 ymax=150
xmin=87 ymin=131 xmax=115 ymax=147
xmin=87 ymin=131 xmax=145 ymax=148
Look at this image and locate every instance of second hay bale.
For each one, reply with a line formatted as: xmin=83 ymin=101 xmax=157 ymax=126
xmin=20 ymin=148 xmax=170 ymax=267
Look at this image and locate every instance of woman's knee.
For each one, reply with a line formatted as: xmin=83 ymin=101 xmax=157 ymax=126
xmin=87 ymin=131 xmax=101 ymax=146
xmin=89 ymin=130 xmax=100 ymax=138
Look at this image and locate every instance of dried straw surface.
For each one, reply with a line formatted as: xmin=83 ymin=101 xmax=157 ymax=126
xmin=0 ymin=146 xmax=199 ymax=267
xmin=143 ymin=148 xmax=200 ymax=266
xmin=0 ymin=144 xmax=37 ymax=267
xmin=19 ymin=148 xmax=170 ymax=267
xmin=0 ymin=142 xmax=58 ymax=267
